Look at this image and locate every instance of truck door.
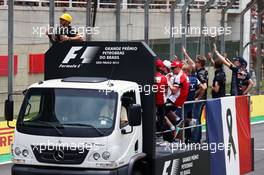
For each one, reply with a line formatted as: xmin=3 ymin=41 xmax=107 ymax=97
xmin=119 ymin=91 xmax=141 ymax=154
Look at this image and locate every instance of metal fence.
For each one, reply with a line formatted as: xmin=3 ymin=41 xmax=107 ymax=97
xmin=0 ymin=0 xmax=240 ymax=10
xmin=155 ymin=96 xmax=251 ymax=144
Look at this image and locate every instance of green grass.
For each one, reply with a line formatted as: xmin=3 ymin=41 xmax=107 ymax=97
xmin=0 ymin=115 xmax=18 ymax=122
xmin=0 ymin=154 xmax=12 ymax=164
xmin=0 ymin=116 xmax=5 ymax=122
xmin=252 ymin=80 xmax=264 ymax=94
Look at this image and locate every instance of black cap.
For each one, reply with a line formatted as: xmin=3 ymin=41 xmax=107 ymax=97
xmin=233 ymin=57 xmax=247 ymax=68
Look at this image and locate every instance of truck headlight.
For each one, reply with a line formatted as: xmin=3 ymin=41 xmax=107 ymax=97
xmin=102 ymin=151 xmax=110 ymax=160
xmin=14 ymin=147 xmax=22 ymax=156
xmin=93 ymin=153 xmax=100 ymax=160
xmin=22 ymin=149 xmax=29 ymax=157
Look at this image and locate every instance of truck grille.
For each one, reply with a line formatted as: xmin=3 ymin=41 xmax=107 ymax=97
xmin=31 ymin=145 xmax=89 ymax=164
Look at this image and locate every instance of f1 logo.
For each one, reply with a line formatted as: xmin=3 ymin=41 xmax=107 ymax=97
xmin=62 ymin=46 xmax=99 ymax=64
xmin=162 ymin=159 xmax=179 ymax=175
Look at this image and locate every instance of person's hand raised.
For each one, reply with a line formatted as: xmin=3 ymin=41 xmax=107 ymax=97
xmin=60 ymin=35 xmax=70 ymax=42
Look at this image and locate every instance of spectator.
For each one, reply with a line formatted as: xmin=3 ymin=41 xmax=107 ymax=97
xmin=262 ymin=14 xmax=264 ymax=34
xmin=213 ymin=44 xmax=254 ymax=96
xmin=251 ymin=6 xmax=258 ymax=33
xmin=47 ymin=13 xmax=83 ymax=43
xmin=251 ymin=34 xmax=257 ymax=68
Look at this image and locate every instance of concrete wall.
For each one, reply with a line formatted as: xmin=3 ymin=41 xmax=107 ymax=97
xmin=0 ymin=6 xmax=240 ymax=117
xmin=0 ymin=6 xmax=236 ymax=44
xmin=0 ymin=44 xmax=47 ymax=118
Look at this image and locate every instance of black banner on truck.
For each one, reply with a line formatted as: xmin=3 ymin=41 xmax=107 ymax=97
xmin=45 ymin=41 xmax=156 ymax=84
xmin=155 ymin=149 xmax=210 ymax=175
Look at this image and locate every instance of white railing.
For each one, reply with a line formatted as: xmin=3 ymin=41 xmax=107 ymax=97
xmin=0 ymin=0 xmax=240 ymax=11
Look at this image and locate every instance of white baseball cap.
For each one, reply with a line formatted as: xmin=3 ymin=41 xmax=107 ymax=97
xmin=163 ymin=60 xmax=171 ymax=68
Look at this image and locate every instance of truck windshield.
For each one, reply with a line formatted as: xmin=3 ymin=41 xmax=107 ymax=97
xmin=17 ymin=88 xmax=118 ymax=137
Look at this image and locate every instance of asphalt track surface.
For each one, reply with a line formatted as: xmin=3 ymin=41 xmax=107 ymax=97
xmin=1 ymin=123 xmax=264 ymax=175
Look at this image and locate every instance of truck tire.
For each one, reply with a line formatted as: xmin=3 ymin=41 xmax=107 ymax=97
xmin=132 ymin=170 xmax=143 ymax=175
xmin=131 ymin=161 xmax=145 ymax=175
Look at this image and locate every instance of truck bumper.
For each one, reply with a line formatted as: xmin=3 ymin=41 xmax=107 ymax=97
xmin=12 ymin=164 xmax=128 ymax=175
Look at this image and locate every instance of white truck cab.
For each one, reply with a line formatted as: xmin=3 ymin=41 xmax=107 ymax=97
xmin=11 ymin=77 xmax=145 ymax=175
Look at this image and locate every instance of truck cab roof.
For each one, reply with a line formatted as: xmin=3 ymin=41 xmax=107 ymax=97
xmin=29 ymin=77 xmax=139 ymax=93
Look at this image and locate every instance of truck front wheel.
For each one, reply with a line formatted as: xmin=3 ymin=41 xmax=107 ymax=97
xmin=131 ymin=161 xmax=146 ymax=175
xmin=132 ymin=170 xmax=143 ymax=175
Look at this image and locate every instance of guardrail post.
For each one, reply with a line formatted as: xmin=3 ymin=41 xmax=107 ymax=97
xmin=69 ymin=0 xmax=72 ymax=8
xmin=200 ymin=0 xmax=215 ymax=57
xmin=181 ymin=0 xmax=194 ymax=58
xmin=8 ymin=0 xmax=14 ymax=102
xmin=86 ymin=0 xmax=92 ymax=41
xmin=169 ymin=0 xmax=181 ymax=60
xmin=49 ymin=0 xmax=55 ymax=47
xmin=144 ymin=0 xmax=149 ymax=45
xmin=116 ymin=0 xmax=121 ymax=41
xmin=166 ymin=0 xmax=170 ymax=10
xmin=97 ymin=0 xmax=100 ymax=9
xmin=239 ymin=1 xmax=255 ymax=56
xmin=182 ymin=104 xmax=185 ymax=143
xmin=239 ymin=0 xmax=256 ymax=71
xmin=123 ymin=0 xmax=127 ymax=10
xmin=170 ymin=2 xmax=176 ymax=60
xmin=220 ymin=0 xmax=236 ymax=55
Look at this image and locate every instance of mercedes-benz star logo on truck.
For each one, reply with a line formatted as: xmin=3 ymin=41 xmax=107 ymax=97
xmin=53 ymin=150 xmax=65 ymax=161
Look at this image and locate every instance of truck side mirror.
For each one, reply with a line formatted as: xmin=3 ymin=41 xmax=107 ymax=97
xmin=5 ymin=99 xmax=14 ymax=121
xmin=127 ymin=104 xmax=142 ymax=126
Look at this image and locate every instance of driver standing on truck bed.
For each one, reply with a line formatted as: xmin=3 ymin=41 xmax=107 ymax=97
xmin=166 ymin=60 xmax=190 ymax=126
xmin=155 ymin=59 xmax=168 ymax=132
xmin=46 ymin=13 xmax=83 ymax=43
xmin=213 ymin=44 xmax=254 ymax=96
